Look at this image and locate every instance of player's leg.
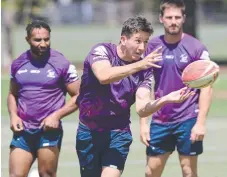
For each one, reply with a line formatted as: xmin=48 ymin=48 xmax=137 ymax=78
xmin=178 ymin=155 xmax=198 ymax=177
xmin=37 ymin=147 xmax=60 ymax=177
xmin=101 ymin=167 xmax=121 ymax=177
xmin=76 ymin=122 xmax=102 ymax=177
xmin=101 ymin=129 xmax=133 ymax=177
xmin=146 ymin=153 xmax=171 ymax=177
xmin=37 ymin=129 xmax=63 ymax=177
xmin=175 ymin=118 xmax=203 ymax=177
xmin=146 ymin=122 xmax=175 ymax=177
xmin=9 ymin=131 xmax=35 ymax=177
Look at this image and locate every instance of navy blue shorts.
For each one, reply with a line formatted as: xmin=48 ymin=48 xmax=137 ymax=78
xmin=10 ymin=128 xmax=63 ymax=156
xmin=146 ymin=118 xmax=203 ymax=156
xmin=76 ymin=123 xmax=133 ymax=177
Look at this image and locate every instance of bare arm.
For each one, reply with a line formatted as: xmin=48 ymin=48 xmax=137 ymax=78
xmin=136 ymin=87 xmax=195 ymax=117
xmin=197 ymin=86 xmax=213 ymax=124
xmin=92 ymin=60 xmax=145 ymax=84
xmin=53 ymin=80 xmax=80 ymax=120
xmin=7 ymin=80 xmax=19 ymax=118
xmin=136 ymin=87 xmax=169 ymax=117
xmin=7 ymin=80 xmax=23 ymax=131
xmin=92 ymin=46 xmax=162 ymax=85
xmin=190 ymin=86 xmax=213 ymax=143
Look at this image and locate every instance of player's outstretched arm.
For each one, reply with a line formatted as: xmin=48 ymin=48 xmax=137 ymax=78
xmin=91 ymin=47 xmax=162 ymax=85
xmin=7 ymin=80 xmax=23 ymax=131
xmin=136 ymin=87 xmax=169 ymax=117
xmin=136 ymin=87 xmax=195 ymax=117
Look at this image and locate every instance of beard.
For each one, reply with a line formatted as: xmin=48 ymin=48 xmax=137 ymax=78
xmin=30 ymin=45 xmax=50 ymax=57
xmin=165 ymin=26 xmax=182 ymax=35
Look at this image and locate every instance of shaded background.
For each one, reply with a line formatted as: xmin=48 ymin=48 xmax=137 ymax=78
xmin=1 ymin=0 xmax=227 ymax=176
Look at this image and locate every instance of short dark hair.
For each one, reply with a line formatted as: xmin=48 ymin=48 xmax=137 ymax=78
xmin=26 ymin=20 xmax=51 ymax=37
xmin=160 ymin=0 xmax=185 ymax=16
xmin=121 ymin=16 xmax=154 ymax=38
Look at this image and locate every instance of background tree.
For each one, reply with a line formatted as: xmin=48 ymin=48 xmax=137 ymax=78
xmin=183 ymin=0 xmax=197 ymax=38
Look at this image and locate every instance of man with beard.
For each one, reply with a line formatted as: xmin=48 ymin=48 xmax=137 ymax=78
xmin=75 ymin=15 xmax=195 ymax=177
xmin=8 ymin=20 xmax=80 ymax=177
xmin=140 ymin=1 xmax=213 ymax=177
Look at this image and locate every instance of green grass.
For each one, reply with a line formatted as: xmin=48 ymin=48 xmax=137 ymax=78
xmin=1 ymin=73 xmax=226 ymax=176
xmin=213 ymin=72 xmax=227 ymax=90
xmin=1 ymin=119 xmax=227 ymax=177
xmin=8 ymin=24 xmax=227 ymax=62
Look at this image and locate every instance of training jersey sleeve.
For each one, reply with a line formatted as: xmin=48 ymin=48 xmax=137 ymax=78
xmin=87 ymin=44 xmax=110 ymax=66
xmin=184 ymin=36 xmax=211 ymax=62
xmin=138 ymin=69 xmax=153 ymax=91
xmin=10 ymin=55 xmax=28 ymax=82
xmin=10 ymin=63 xmax=16 ymax=81
xmin=195 ymin=44 xmax=210 ymax=61
xmin=62 ymin=61 xmax=79 ymax=85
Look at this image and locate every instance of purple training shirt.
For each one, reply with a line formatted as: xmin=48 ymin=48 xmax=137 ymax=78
xmin=10 ymin=49 xmax=79 ymax=130
xmin=76 ymin=43 xmax=153 ymax=131
xmin=144 ymin=34 xmax=210 ymax=124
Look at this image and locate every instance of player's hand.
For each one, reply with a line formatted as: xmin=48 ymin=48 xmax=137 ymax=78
xmin=190 ymin=122 xmax=206 ymax=143
xmin=166 ymin=87 xmax=195 ymax=103
xmin=10 ymin=115 xmax=23 ymax=132
xmin=40 ymin=112 xmax=60 ymax=131
xmin=140 ymin=121 xmax=150 ymax=147
xmin=140 ymin=46 xmax=163 ymax=70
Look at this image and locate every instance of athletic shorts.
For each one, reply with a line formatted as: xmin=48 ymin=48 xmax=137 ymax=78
xmin=146 ymin=118 xmax=203 ymax=156
xmin=10 ymin=128 xmax=63 ymax=156
xmin=76 ymin=122 xmax=133 ymax=177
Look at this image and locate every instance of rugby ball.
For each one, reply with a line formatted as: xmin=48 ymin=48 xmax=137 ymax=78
xmin=182 ymin=60 xmax=219 ymax=88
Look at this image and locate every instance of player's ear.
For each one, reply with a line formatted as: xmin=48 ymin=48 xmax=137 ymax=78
xmin=159 ymin=14 xmax=163 ymax=24
xmin=25 ymin=36 xmax=30 ymax=44
xmin=120 ymin=35 xmax=127 ymax=46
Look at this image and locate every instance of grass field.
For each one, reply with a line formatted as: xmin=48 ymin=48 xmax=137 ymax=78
xmin=1 ymin=71 xmax=227 ymax=177
xmin=1 ymin=24 xmax=227 ymax=176
xmin=1 ymin=117 xmax=227 ymax=177
xmin=5 ymin=24 xmax=227 ymax=63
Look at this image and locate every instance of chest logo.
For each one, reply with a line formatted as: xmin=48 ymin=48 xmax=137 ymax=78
xmin=17 ymin=69 xmax=28 ymax=74
xmin=165 ymin=55 xmax=174 ymax=59
xmin=30 ymin=70 xmax=40 ymax=74
xmin=47 ymin=69 xmax=56 ymax=78
xmin=180 ymin=54 xmax=188 ymax=63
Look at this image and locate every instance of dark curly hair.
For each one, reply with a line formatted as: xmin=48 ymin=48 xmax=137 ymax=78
xmin=26 ymin=20 xmax=51 ymax=37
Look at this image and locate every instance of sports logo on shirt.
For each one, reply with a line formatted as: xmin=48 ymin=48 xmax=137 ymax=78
xmin=180 ymin=54 xmax=188 ymax=63
xmin=47 ymin=69 xmax=56 ymax=78
xmin=67 ymin=64 xmax=79 ymax=81
xmin=165 ymin=55 xmax=174 ymax=59
xmin=200 ymin=51 xmax=210 ymax=60
xmin=30 ymin=70 xmax=40 ymax=74
xmin=17 ymin=69 xmax=28 ymax=74
xmin=93 ymin=46 xmax=108 ymax=60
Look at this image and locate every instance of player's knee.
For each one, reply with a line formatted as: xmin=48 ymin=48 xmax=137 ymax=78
xmin=9 ymin=171 xmax=25 ymax=177
xmin=181 ymin=165 xmax=197 ymax=177
xmin=145 ymin=165 xmax=152 ymax=177
xmin=39 ymin=168 xmax=56 ymax=177
xmin=145 ymin=164 xmax=162 ymax=177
